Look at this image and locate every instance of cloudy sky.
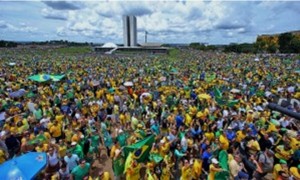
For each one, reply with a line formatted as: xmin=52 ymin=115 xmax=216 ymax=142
xmin=0 ymin=1 xmax=300 ymax=44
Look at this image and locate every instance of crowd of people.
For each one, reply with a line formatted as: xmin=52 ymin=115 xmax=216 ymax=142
xmin=0 ymin=48 xmax=299 ymax=180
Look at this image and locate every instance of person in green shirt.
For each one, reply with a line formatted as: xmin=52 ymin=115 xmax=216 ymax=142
xmin=71 ymin=142 xmax=84 ymax=159
xmin=71 ymin=159 xmax=90 ymax=180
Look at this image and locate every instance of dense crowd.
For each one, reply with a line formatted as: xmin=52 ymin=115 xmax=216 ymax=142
xmin=0 ymin=48 xmax=299 ymax=180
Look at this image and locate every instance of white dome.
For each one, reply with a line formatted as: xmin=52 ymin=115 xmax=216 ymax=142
xmin=102 ymin=42 xmax=117 ymax=48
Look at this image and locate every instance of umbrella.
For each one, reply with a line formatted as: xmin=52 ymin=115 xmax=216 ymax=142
xmin=198 ymin=93 xmax=211 ymax=100
xmin=9 ymin=89 xmax=26 ymax=98
xmin=124 ymin=81 xmax=133 ymax=87
xmin=0 ymin=152 xmax=47 ymax=180
xmin=230 ymin=88 xmax=241 ymax=93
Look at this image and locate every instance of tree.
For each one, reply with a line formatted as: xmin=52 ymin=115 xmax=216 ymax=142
xmin=290 ymin=38 xmax=300 ymax=53
xmin=278 ymin=33 xmax=294 ymax=53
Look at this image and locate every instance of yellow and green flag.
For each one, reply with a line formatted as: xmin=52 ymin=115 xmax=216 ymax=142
xmin=123 ymin=135 xmax=155 ymax=163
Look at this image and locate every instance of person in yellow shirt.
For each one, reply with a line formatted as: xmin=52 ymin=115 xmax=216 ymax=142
xmin=97 ymin=171 xmax=111 ymax=180
xmin=161 ymin=162 xmax=172 ymax=180
xmin=236 ymin=130 xmax=246 ymax=143
xmin=289 ymin=134 xmax=300 ymax=151
xmin=125 ymin=160 xmax=141 ymax=180
xmin=273 ymin=160 xmax=289 ymax=180
xmin=275 ymin=144 xmax=294 ymax=162
xmin=192 ymin=158 xmax=202 ymax=179
xmin=208 ymin=158 xmax=224 ymax=180
xmin=49 ymin=121 xmax=62 ymax=142
xmin=110 ymin=141 xmax=120 ymax=159
xmin=181 ymin=159 xmax=192 ymax=180
xmin=219 ymin=131 xmax=229 ymax=150
xmin=290 ymin=165 xmax=300 ymax=180
xmin=55 ymin=113 xmax=64 ymax=123
xmin=0 ymin=148 xmax=7 ymax=164
xmin=58 ymin=140 xmax=67 ymax=159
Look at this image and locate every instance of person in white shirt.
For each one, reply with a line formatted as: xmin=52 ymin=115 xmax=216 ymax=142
xmin=64 ymin=151 xmax=79 ymax=172
xmin=46 ymin=143 xmax=60 ymax=176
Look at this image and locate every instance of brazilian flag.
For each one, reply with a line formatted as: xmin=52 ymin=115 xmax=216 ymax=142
xmin=27 ymin=134 xmax=47 ymax=145
xmin=123 ymin=135 xmax=155 ymax=163
xmin=28 ymin=74 xmax=65 ymax=82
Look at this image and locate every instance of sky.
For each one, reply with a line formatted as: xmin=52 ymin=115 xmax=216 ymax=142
xmin=0 ymin=1 xmax=300 ymax=45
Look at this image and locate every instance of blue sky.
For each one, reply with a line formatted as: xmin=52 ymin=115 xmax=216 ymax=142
xmin=0 ymin=1 xmax=300 ymax=44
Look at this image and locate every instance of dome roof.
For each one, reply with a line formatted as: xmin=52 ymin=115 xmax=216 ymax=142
xmin=102 ymin=42 xmax=117 ymax=48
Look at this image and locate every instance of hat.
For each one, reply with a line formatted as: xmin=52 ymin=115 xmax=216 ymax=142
xmin=71 ymin=142 xmax=77 ymax=146
xmin=279 ymin=159 xmax=287 ymax=164
xmin=137 ymin=124 xmax=143 ymax=128
xmin=211 ymin=158 xmax=219 ymax=164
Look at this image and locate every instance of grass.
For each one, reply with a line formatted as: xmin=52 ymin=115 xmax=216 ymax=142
xmin=53 ymin=46 xmax=92 ymax=55
xmin=167 ymin=48 xmax=180 ymax=61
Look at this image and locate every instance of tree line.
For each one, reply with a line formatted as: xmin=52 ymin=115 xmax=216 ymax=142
xmin=189 ymin=32 xmax=300 ymax=54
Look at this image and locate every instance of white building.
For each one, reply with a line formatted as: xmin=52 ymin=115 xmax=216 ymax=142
xmin=123 ymin=15 xmax=137 ymax=47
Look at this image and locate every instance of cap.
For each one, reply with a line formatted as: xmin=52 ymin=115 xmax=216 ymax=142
xmin=71 ymin=142 xmax=77 ymax=146
xmin=279 ymin=159 xmax=287 ymax=164
xmin=211 ymin=158 xmax=219 ymax=164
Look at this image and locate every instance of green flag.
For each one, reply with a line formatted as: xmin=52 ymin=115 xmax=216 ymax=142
xmin=214 ymin=150 xmax=229 ymax=180
xmin=113 ymin=156 xmax=125 ymax=176
xmin=149 ymin=153 xmax=163 ymax=163
xmin=205 ymin=73 xmax=216 ymax=82
xmin=123 ymin=135 xmax=155 ymax=163
xmin=117 ymin=132 xmax=129 ymax=147
xmin=27 ymin=134 xmax=47 ymax=145
xmin=227 ymin=99 xmax=239 ymax=107
xmin=213 ymin=86 xmax=222 ymax=99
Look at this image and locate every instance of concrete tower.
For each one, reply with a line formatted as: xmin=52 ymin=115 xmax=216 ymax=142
xmin=123 ymin=15 xmax=137 ymax=47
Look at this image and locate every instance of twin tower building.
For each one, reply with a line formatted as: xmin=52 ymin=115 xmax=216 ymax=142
xmin=123 ymin=15 xmax=137 ymax=47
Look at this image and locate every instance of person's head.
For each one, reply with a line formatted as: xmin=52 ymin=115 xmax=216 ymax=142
xmin=60 ymin=163 xmax=67 ymax=171
xmin=211 ymin=158 xmax=219 ymax=167
xmin=206 ymin=146 xmax=211 ymax=153
xmin=48 ymin=147 xmax=54 ymax=155
xmin=79 ymin=159 xmax=86 ymax=168
xmin=279 ymin=159 xmax=288 ymax=168
xmin=278 ymin=170 xmax=289 ymax=180
xmin=67 ymin=150 xmax=72 ymax=157
xmin=234 ymin=155 xmax=241 ymax=162
xmin=284 ymin=143 xmax=290 ymax=150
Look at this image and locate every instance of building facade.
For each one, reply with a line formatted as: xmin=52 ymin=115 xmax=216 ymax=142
xmin=123 ymin=15 xmax=137 ymax=47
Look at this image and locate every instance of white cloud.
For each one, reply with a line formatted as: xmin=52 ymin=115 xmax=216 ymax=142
xmin=0 ymin=20 xmax=37 ymax=33
xmin=41 ymin=8 xmax=68 ymax=21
